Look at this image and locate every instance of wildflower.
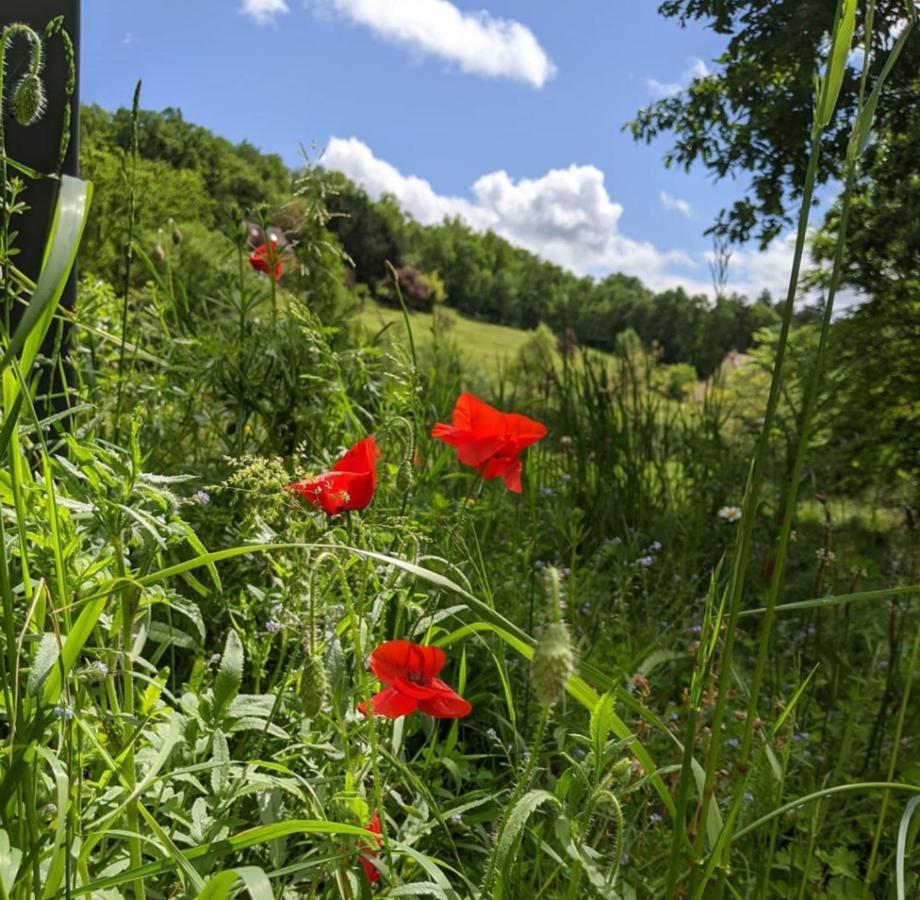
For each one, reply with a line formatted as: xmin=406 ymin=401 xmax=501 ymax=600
xmin=288 ymin=436 xmax=380 ymax=515
xmin=89 ymin=660 xmax=109 ymax=680
xmin=531 ymin=623 xmax=575 ymax=707
xmin=636 ymin=555 xmax=654 ymax=568
xmin=726 ymin=737 xmax=740 ymax=749
xmin=650 ymin=812 xmax=663 ymax=825
xmin=605 ymin=537 xmax=622 ymax=547
xmin=359 ymin=812 xmax=383 ymax=885
xmin=648 ymin=540 xmax=662 ymax=552
xmin=357 ymin=641 xmax=471 ymax=720
xmin=534 ymin=560 xmax=545 ymax=570
xmin=265 ymin=619 xmax=282 ymax=635
xmin=248 ymin=240 xmax=282 ymax=282
xmin=719 ymin=505 xmax=742 ymax=523
xmin=541 ymin=486 xmax=555 ymax=497
xmin=450 ymin=813 xmax=463 ymax=824
xmin=53 ymin=705 xmax=74 ymax=721
xmin=431 ymin=393 xmax=547 ymax=493
xmin=193 ymin=490 xmax=210 ymax=505
xmin=561 ymin=473 xmax=572 ymax=483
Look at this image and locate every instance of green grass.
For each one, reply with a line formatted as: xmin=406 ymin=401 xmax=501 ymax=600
xmin=358 ymin=299 xmax=544 ymax=373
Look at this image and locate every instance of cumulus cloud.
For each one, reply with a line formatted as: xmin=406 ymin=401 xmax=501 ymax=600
xmin=323 ymin=136 xmax=806 ymax=301
xmin=646 ymin=56 xmax=710 ymax=98
xmin=659 ymin=191 xmax=694 ymax=219
xmin=240 ymin=0 xmax=290 ymax=25
xmin=309 ymin=0 xmax=556 ymax=87
xmin=324 ymin=137 xmax=699 ymax=290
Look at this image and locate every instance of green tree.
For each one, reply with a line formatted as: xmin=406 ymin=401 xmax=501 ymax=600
xmin=629 ymin=0 xmax=917 ymax=248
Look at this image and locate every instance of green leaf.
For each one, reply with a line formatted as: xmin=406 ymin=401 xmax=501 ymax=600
xmin=493 ymin=790 xmax=561 ymax=887
xmin=194 ymin=867 xmax=274 ymax=900
xmin=0 ymin=829 xmax=23 ymax=897
xmin=213 ymin=630 xmax=244 ymax=719
xmin=27 ymin=633 xmax=60 ymax=697
xmin=817 ymin=0 xmax=857 ymax=128
xmin=0 ymin=176 xmax=93 ymax=386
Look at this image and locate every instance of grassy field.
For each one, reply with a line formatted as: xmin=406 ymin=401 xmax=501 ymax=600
xmin=357 ymin=299 xmax=542 ymax=373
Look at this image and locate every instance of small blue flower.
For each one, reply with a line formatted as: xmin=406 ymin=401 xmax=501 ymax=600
xmin=265 ymin=619 xmax=282 ymax=635
xmin=534 ymin=560 xmax=545 ymax=570
xmin=743 ymin=792 xmax=754 ymax=805
xmin=193 ymin=490 xmax=211 ymax=505
xmin=650 ymin=812 xmax=663 ymax=825
xmin=636 ymin=555 xmax=654 ymax=568
xmin=605 ymin=537 xmax=622 ymax=547
xmin=649 ymin=541 xmax=662 ymax=552
xmin=451 ymin=813 xmax=463 ymax=824
xmin=541 ymin=486 xmax=555 ymax=497
xmin=53 ymin=705 xmax=74 ymax=721
xmin=726 ymin=737 xmax=740 ymax=749
xmin=561 ymin=473 xmax=572 ymax=483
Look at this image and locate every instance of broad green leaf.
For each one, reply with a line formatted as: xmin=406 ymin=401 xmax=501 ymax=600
xmin=27 ymin=633 xmax=60 ymax=697
xmin=213 ymin=629 xmax=244 ymax=719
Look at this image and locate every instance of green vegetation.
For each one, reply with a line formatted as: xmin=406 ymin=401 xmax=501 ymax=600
xmin=0 ymin=4 xmax=917 ymax=899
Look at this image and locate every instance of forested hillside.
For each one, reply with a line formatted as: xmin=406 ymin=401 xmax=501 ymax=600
xmin=80 ymin=104 xmax=780 ymax=376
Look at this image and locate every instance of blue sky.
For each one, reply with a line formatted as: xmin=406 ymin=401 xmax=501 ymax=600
xmin=83 ymin=0 xmax=804 ymax=299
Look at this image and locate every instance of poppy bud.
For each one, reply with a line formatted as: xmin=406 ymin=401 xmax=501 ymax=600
xmin=152 ymin=244 xmax=167 ymax=265
xmin=12 ymin=73 xmax=47 ymax=127
xmin=531 ymin=622 xmax=574 ymax=707
xmin=172 ymin=225 xmax=183 ymax=245
xmin=611 ymin=757 xmax=632 ymax=781
xmin=299 ymin=653 xmax=329 ymax=717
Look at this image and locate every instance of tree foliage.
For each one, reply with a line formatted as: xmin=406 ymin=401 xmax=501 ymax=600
xmin=628 ymin=0 xmax=918 ymax=248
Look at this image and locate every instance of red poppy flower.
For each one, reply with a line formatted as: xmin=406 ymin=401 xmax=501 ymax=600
xmin=357 ymin=640 xmax=471 ymax=720
xmin=288 ymin=436 xmax=380 ymax=515
xmin=249 ymin=241 xmax=282 ymax=282
xmin=359 ymin=812 xmax=383 ymax=885
xmin=431 ymin=393 xmax=547 ymax=493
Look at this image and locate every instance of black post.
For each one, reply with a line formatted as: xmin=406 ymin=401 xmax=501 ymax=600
xmin=1 ymin=1 xmax=80 ymax=410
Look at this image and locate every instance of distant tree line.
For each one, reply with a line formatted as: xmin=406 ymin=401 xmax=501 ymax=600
xmin=80 ymin=104 xmax=782 ymax=377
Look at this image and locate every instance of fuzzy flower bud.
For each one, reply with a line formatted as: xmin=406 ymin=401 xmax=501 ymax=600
xmin=152 ymin=244 xmax=167 ymax=265
xmin=12 ymin=73 xmax=47 ymax=127
xmin=531 ymin=622 xmax=574 ymax=707
xmin=299 ymin=653 xmax=329 ymax=718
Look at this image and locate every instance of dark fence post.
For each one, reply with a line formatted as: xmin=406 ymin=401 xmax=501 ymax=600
xmin=1 ymin=0 xmax=80 ymax=411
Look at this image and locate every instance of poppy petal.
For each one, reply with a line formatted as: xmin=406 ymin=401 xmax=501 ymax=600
xmin=369 ymin=641 xmax=446 ymax=685
xmin=417 ymin=681 xmax=472 ymax=719
xmin=360 ymin=854 xmax=381 ymax=884
xmin=453 ymin=392 xmax=507 ymax=436
xmin=333 ymin=436 xmax=380 ymax=477
xmin=357 ymin=686 xmax=418 ymax=719
xmin=288 ymin=437 xmax=380 ymax=515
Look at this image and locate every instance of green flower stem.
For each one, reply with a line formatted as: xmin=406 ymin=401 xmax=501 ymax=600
xmin=863 ymin=628 xmax=918 ymax=894
xmin=693 ymin=108 xmax=825 ymax=868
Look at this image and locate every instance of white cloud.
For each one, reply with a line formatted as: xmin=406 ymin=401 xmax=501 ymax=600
xmin=659 ymin=191 xmax=694 ymax=219
xmin=323 ymin=137 xmax=813 ymax=302
xmin=324 ymin=137 xmax=697 ymax=291
xmin=241 ymin=0 xmax=290 ymax=25
xmin=646 ymin=56 xmax=710 ymax=98
xmin=309 ymin=0 xmax=555 ymax=87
